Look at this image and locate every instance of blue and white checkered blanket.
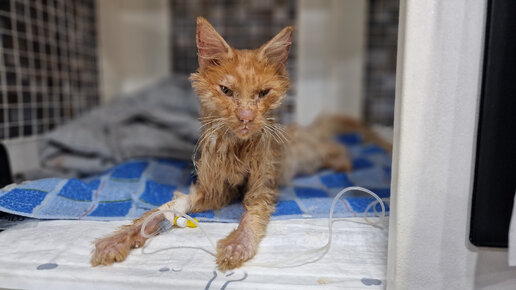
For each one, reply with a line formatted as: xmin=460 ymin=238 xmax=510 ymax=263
xmin=0 ymin=134 xmax=391 ymax=222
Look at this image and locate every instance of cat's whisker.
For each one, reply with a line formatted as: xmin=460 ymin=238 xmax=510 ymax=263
xmin=206 ymin=123 xmax=224 ymax=140
xmin=202 ymin=120 xmax=224 ymax=132
xmin=199 ymin=117 xmax=225 ymax=127
xmin=273 ymin=122 xmax=285 ymax=129
xmin=193 ymin=127 xmax=214 ymax=162
xmin=261 ymin=127 xmax=274 ymax=143
xmin=272 ymin=124 xmax=289 ymax=139
xmin=199 ymin=125 xmax=222 ymax=147
xmin=263 ymin=125 xmax=283 ymax=145
xmin=267 ymin=124 xmax=289 ymax=144
xmin=200 ymin=118 xmax=225 ymax=128
xmin=199 ymin=116 xmax=223 ymax=121
xmin=272 ymin=123 xmax=287 ymax=132
xmin=200 ymin=120 xmax=223 ymax=130
xmin=197 ymin=131 xmax=214 ymax=150
xmin=195 ymin=124 xmax=223 ymax=160
xmin=199 ymin=117 xmax=224 ymax=123
xmin=198 ymin=116 xmax=218 ymax=122
xmin=194 ymin=124 xmax=224 ymax=171
xmin=199 ymin=122 xmax=217 ymax=130
xmin=269 ymin=132 xmax=282 ymax=145
xmin=263 ymin=124 xmax=277 ymax=139
xmin=274 ymin=130 xmax=289 ymax=144
xmin=274 ymin=131 xmax=289 ymax=144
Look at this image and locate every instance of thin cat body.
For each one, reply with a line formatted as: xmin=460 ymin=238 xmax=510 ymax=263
xmin=90 ymin=17 xmax=391 ymax=270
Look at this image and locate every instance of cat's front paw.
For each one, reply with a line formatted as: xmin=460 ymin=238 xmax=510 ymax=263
xmin=91 ymin=233 xmax=136 ymax=266
xmin=216 ymin=229 xmax=257 ymax=271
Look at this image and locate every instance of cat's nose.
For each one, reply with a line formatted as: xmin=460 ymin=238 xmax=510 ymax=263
xmin=237 ymin=109 xmax=255 ymax=123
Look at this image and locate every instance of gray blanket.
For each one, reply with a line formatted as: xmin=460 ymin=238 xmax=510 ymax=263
xmin=39 ymin=75 xmax=201 ymax=176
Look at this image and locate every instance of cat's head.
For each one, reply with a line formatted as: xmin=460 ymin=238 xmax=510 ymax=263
xmin=190 ymin=17 xmax=293 ymax=140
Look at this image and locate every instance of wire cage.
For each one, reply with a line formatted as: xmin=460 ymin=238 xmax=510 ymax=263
xmin=0 ymin=0 xmax=398 ymax=149
xmin=0 ymin=0 xmax=99 ymax=140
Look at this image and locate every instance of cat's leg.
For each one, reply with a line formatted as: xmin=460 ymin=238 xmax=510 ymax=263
xmin=278 ymin=134 xmax=352 ymax=186
xmin=90 ymin=207 xmax=161 ymax=266
xmin=322 ymin=141 xmax=353 ymax=172
xmin=91 ymin=185 xmax=220 ymax=266
xmin=216 ymin=179 xmax=277 ymax=270
xmin=91 ymin=192 xmax=190 ymax=266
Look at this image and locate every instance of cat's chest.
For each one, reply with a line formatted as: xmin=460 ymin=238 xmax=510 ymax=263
xmin=204 ymin=133 xmax=265 ymax=170
xmin=198 ymin=132 xmax=279 ymax=189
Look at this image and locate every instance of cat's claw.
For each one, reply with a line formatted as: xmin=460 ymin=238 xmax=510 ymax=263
xmin=216 ymin=229 xmax=256 ymax=271
xmin=91 ymin=236 xmax=132 ymax=266
xmin=91 ymin=225 xmax=147 ymax=266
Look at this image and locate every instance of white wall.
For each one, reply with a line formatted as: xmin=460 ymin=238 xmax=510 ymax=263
xmin=3 ymin=137 xmax=40 ymax=175
xmin=97 ymin=0 xmax=366 ymax=118
xmin=388 ymin=0 xmax=516 ymax=289
xmin=295 ymin=0 xmax=367 ymax=126
xmin=97 ymin=0 xmax=171 ymax=102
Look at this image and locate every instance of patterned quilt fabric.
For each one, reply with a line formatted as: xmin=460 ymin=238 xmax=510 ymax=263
xmin=0 ymin=134 xmax=391 ymax=221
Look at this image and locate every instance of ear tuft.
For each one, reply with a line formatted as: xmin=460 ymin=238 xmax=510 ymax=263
xmin=196 ymin=17 xmax=232 ymax=68
xmin=259 ymin=26 xmax=294 ymax=67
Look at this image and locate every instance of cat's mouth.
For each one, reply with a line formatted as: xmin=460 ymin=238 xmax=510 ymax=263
xmin=234 ymin=124 xmax=254 ymax=138
xmin=237 ymin=124 xmax=251 ymax=136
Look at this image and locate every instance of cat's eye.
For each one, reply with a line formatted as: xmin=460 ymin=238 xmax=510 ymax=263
xmin=220 ymin=85 xmax=233 ymax=97
xmin=259 ymin=89 xmax=270 ymax=98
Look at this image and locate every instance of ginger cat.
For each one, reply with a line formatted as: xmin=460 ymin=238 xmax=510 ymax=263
xmin=91 ymin=17 xmax=391 ymax=270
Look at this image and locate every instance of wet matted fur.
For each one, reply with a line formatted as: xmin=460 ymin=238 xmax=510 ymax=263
xmin=91 ymin=17 xmax=391 ymax=270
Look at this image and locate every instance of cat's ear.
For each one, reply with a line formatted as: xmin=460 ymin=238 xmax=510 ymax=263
xmin=259 ymin=26 xmax=294 ymax=67
xmin=196 ymin=17 xmax=232 ymax=68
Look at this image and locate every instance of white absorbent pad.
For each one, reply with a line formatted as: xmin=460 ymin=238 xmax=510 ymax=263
xmin=0 ymin=218 xmax=388 ymax=290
